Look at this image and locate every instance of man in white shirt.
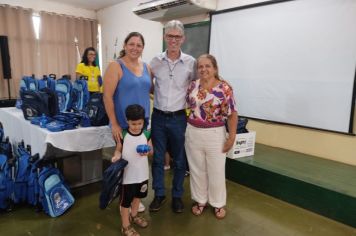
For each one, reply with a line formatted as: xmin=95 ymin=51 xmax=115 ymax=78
xmin=149 ymin=20 xmax=196 ymax=213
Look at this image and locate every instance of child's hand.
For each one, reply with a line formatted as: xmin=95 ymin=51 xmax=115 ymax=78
xmin=147 ymin=141 xmax=153 ymax=157
xmin=137 ymin=145 xmax=153 ymax=157
xmin=139 ymin=152 xmax=149 ymax=157
xmin=111 ymin=150 xmax=122 ymax=163
xmin=148 ymin=145 xmax=154 ymax=157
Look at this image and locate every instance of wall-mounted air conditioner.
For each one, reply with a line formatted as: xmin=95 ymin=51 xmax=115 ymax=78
xmin=132 ymin=0 xmax=217 ymax=22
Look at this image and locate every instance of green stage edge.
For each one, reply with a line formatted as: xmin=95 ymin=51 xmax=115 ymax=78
xmin=226 ymin=157 xmax=356 ymax=228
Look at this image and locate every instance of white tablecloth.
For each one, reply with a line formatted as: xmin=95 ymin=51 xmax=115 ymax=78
xmin=0 ymin=107 xmax=115 ymax=157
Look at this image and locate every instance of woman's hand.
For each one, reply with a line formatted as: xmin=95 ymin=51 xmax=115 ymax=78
xmin=111 ymin=124 xmax=123 ymax=143
xmin=222 ymin=137 xmax=235 ymax=153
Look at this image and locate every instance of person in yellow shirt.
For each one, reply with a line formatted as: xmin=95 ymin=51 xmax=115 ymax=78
xmin=76 ymin=47 xmax=102 ymax=93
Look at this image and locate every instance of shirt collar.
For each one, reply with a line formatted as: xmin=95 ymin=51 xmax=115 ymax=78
xmin=161 ymin=50 xmax=185 ymax=63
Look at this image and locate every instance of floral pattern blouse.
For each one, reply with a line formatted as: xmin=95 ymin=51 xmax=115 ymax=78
xmin=186 ymin=79 xmax=237 ymax=128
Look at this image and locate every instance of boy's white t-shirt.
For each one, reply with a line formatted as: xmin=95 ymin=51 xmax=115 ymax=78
xmin=122 ymin=129 xmax=150 ymax=184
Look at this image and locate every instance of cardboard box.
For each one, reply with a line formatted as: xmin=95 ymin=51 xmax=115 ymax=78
xmin=227 ymin=131 xmax=256 ymax=159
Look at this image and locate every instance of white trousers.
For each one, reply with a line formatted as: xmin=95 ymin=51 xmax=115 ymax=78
xmin=185 ymin=124 xmax=227 ymax=208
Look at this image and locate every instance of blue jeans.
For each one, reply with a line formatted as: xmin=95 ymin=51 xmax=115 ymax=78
xmin=151 ymin=110 xmax=187 ymax=198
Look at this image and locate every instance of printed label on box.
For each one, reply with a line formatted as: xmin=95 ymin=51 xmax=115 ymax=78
xmin=227 ymin=131 xmax=256 ymax=159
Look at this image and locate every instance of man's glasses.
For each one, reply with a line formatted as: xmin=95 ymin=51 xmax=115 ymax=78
xmin=166 ymin=34 xmax=183 ymax=41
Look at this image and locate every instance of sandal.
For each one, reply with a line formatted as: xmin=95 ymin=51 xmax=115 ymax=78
xmin=191 ymin=202 xmax=207 ymax=216
xmin=214 ymin=207 xmax=226 ymax=219
xmin=121 ymin=225 xmax=140 ymax=236
xmin=130 ymin=214 xmax=148 ymax=228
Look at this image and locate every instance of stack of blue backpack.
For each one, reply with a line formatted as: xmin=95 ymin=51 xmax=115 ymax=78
xmin=14 ymin=142 xmax=75 ymax=217
xmin=0 ymin=123 xmax=14 ymax=211
xmin=18 ymin=74 xmax=109 ymax=128
xmin=18 ymin=74 xmax=90 ymax=116
xmin=19 ymin=75 xmax=58 ymax=119
xmin=0 ymin=124 xmax=75 ymax=217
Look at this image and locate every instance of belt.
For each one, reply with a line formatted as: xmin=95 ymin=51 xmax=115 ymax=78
xmin=153 ymin=108 xmax=185 ymax=117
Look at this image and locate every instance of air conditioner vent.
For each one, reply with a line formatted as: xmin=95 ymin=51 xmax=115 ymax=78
xmin=161 ymin=0 xmax=188 ymax=9
xmin=135 ymin=7 xmax=159 ymax=15
xmin=133 ymin=0 xmax=217 ymax=22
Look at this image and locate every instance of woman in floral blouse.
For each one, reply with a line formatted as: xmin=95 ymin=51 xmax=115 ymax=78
xmin=185 ymin=54 xmax=238 ymax=219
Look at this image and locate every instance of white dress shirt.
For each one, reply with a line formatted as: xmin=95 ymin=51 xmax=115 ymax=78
xmin=150 ymin=51 xmax=196 ymax=112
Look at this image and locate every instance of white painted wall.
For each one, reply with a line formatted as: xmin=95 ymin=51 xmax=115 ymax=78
xmin=0 ymin=0 xmax=96 ymax=19
xmin=217 ymin=0 xmax=273 ymax=9
xmin=97 ymin=0 xmax=162 ymax=72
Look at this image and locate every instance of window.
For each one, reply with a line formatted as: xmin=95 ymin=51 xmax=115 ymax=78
xmin=32 ymin=12 xmax=40 ymax=40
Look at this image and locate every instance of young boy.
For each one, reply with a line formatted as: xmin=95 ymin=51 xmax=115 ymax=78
xmin=112 ymin=104 xmax=153 ymax=236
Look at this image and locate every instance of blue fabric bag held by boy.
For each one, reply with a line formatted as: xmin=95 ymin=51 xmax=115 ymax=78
xmin=99 ymin=158 xmax=128 ymax=209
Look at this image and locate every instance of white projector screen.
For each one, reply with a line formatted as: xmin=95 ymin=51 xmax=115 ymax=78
xmin=210 ymin=0 xmax=356 ymax=133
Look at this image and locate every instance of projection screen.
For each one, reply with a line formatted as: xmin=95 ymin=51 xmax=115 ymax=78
xmin=210 ymin=0 xmax=356 ymax=133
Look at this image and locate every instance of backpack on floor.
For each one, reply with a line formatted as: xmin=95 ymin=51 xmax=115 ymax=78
xmin=55 ymin=75 xmax=73 ymax=112
xmin=38 ymin=166 xmax=74 ymax=217
xmin=0 ymin=154 xmax=14 ymax=210
xmin=71 ymin=77 xmax=89 ymax=111
xmin=27 ymin=154 xmax=41 ymax=207
xmin=13 ymin=144 xmax=32 ymax=204
xmin=84 ymin=93 xmax=109 ymax=126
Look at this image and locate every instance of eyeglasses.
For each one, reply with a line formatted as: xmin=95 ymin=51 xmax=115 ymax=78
xmin=88 ymin=53 xmax=96 ymax=56
xmin=166 ymin=34 xmax=183 ymax=41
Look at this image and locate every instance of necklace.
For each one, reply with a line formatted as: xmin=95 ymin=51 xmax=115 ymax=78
xmin=166 ymin=60 xmax=178 ymax=79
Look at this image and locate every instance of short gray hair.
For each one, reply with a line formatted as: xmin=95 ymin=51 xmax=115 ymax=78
xmin=164 ymin=20 xmax=185 ymax=35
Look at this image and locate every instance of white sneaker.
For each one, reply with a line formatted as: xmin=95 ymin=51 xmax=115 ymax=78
xmin=138 ymin=202 xmax=145 ymax=213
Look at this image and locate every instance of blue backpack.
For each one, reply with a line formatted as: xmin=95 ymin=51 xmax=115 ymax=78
xmin=26 ymin=153 xmax=41 ymax=207
xmin=20 ymin=89 xmax=59 ymax=120
xmin=71 ymin=77 xmax=89 ymax=111
xmin=38 ymin=166 xmax=74 ymax=217
xmin=0 ymin=123 xmax=12 ymax=160
xmin=84 ymin=93 xmax=109 ymax=126
xmin=20 ymin=76 xmax=38 ymax=92
xmin=0 ymin=124 xmax=14 ymax=210
xmin=0 ymin=125 xmax=2 ymax=142
xmin=13 ymin=144 xmax=32 ymax=204
xmin=0 ymin=154 xmax=14 ymax=211
xmin=56 ymin=75 xmax=73 ymax=112
xmin=38 ymin=74 xmax=56 ymax=91
xmin=17 ymin=76 xmax=39 ymax=109
xmin=99 ymin=158 xmax=128 ymax=209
